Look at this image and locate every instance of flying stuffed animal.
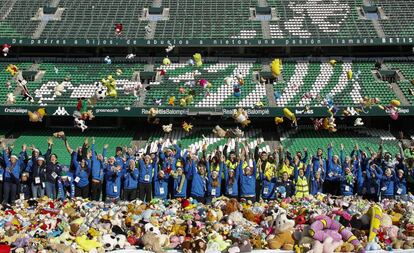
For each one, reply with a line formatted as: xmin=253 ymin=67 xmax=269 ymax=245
xmin=165 ymin=42 xmax=175 ymax=53
xmin=147 ymin=108 xmax=160 ymax=124
xmin=163 ymin=57 xmax=171 ymax=65
xmin=2 ymin=44 xmax=11 ymax=57
xmin=101 ymin=75 xmax=117 ymax=97
xmin=232 ymin=108 xmax=251 ymax=127
xmin=182 ymin=121 xmax=193 ymax=132
xmin=115 ymin=23 xmax=123 ymax=35
xmin=193 ymin=53 xmax=203 ymax=67
xmin=6 ymin=93 xmax=15 ymax=105
xmin=28 ymin=108 xmax=46 ymax=122
xmin=6 ymin=64 xmax=34 ymax=102
xmin=271 ymin=58 xmax=282 ymax=77
xmin=162 ymin=124 xmax=173 ymax=133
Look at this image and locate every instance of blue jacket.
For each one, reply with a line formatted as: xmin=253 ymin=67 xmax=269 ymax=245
xmin=381 ymin=173 xmax=395 ymax=197
xmin=72 ymin=152 xmax=89 ymax=188
xmin=340 ymin=173 xmax=355 ymax=196
xmin=3 ymin=150 xmax=21 ymax=183
xmin=363 ymin=164 xmax=383 ymax=196
xmin=395 ymin=175 xmax=407 ymax=196
xmin=154 ymin=165 xmax=169 ymax=199
xmin=326 ymin=147 xmax=342 ymax=182
xmin=159 ymin=144 xmax=182 ymax=172
xmin=105 ymin=167 xmax=123 ymax=198
xmin=311 ymin=155 xmax=326 ymax=174
xmin=207 ymin=162 xmax=222 ymax=198
xmin=91 ymin=144 xmax=107 ymax=181
xmin=190 ymin=162 xmax=210 ymax=198
xmin=57 ymin=173 xmax=75 ymax=200
xmin=138 ymin=157 xmax=157 ymax=184
xmin=123 ymin=164 xmax=139 ymax=190
xmin=115 ymin=155 xmax=125 ymax=170
xmin=224 ymin=163 xmax=239 ymax=197
xmin=261 ymin=163 xmax=279 ymax=200
xmin=239 ymin=160 xmax=256 ymax=197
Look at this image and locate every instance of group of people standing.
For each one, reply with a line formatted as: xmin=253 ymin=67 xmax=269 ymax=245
xmin=1 ymin=134 xmax=414 ymax=205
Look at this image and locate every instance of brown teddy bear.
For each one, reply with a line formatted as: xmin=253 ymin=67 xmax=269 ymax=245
xmin=224 ymin=198 xmax=242 ymax=215
xmin=250 ymin=234 xmax=262 ymax=249
xmin=212 ymin=125 xmax=227 ymax=138
xmin=267 ymin=209 xmax=295 ymax=250
xmin=232 ymin=108 xmax=251 ymax=127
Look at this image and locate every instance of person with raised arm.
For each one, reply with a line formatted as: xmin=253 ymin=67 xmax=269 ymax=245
xmin=90 ymin=137 xmax=107 ymax=201
xmin=123 ymin=159 xmax=139 ymax=201
xmin=239 ymin=142 xmax=257 ymax=202
xmin=57 ymin=166 xmax=75 ymax=200
xmin=325 ymin=143 xmax=343 ymax=195
xmin=137 ymin=147 xmax=158 ymax=202
xmin=1 ymin=142 xmax=23 ymax=204
xmin=44 ymin=138 xmax=61 ymax=199
xmin=66 ymin=138 xmax=90 ymax=198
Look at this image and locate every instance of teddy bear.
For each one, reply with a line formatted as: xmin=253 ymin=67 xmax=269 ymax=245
xmin=227 ymin=236 xmax=252 ymax=253
xmin=193 ymin=53 xmax=203 ymax=67
xmin=223 ymin=198 xmax=242 ymax=215
xmin=308 ymin=236 xmax=343 ymax=253
xmin=267 ymin=208 xmax=295 ymax=250
xmin=206 ymin=231 xmax=231 ymax=252
xmin=232 ymin=108 xmax=251 ymax=127
xmin=101 ymin=75 xmax=117 ymax=97
xmin=250 ymin=234 xmax=263 ymax=249
xmin=147 ymin=107 xmax=160 ymax=124
xmin=212 ymin=125 xmax=227 ymax=138
xmin=181 ymin=238 xmax=206 ymax=253
xmin=54 ymin=82 xmax=66 ymax=96
xmin=141 ymin=232 xmax=164 ymax=253
xmin=6 ymin=92 xmax=15 ymax=105
xmin=49 ymin=243 xmax=77 ymax=253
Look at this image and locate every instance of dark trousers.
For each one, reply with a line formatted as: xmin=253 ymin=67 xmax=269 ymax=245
xmin=75 ymin=185 xmax=90 ymax=199
xmin=124 ymin=188 xmax=137 ymax=201
xmin=90 ymin=181 xmax=102 ymax=201
xmin=255 ymin=179 xmax=262 ymax=201
xmin=192 ymin=196 xmax=206 ymax=204
xmin=324 ymin=180 xmax=340 ymax=196
xmin=2 ymin=182 xmax=17 ymax=204
xmin=138 ymin=183 xmax=152 ymax=202
xmin=0 ymin=182 xmax=3 ymax=203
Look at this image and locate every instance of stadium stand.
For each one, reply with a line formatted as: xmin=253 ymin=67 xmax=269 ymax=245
xmin=1 ymin=0 xmax=414 ymax=40
xmin=1 ymin=58 xmax=414 ymax=109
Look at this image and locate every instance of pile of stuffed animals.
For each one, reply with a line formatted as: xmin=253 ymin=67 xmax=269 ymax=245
xmin=2 ymin=194 xmax=414 ymax=253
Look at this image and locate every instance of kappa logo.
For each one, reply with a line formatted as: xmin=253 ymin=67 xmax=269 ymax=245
xmin=53 ymin=107 xmax=69 ymax=116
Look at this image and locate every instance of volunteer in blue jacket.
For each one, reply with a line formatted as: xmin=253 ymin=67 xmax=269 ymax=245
xmin=260 ymin=159 xmax=277 ymax=200
xmin=381 ymin=168 xmax=395 ymax=199
xmin=105 ymin=163 xmax=123 ymax=203
xmin=71 ymin=149 xmax=90 ymax=198
xmin=138 ymin=153 xmax=158 ymax=202
xmin=159 ymin=140 xmax=182 ymax=172
xmin=310 ymin=168 xmax=324 ymax=195
xmin=154 ymin=163 xmax=170 ymax=200
xmin=0 ymin=164 xmax=4 ymax=203
xmin=45 ymin=138 xmax=61 ymax=199
xmin=395 ymin=168 xmax=407 ymax=198
xmin=206 ymin=158 xmax=222 ymax=203
xmin=124 ymin=159 xmax=139 ymax=201
xmin=90 ymin=138 xmax=107 ymax=201
xmin=366 ymin=163 xmax=383 ymax=201
xmin=340 ymin=166 xmax=355 ymax=196
xmin=19 ymin=172 xmax=31 ymax=200
xmin=26 ymin=156 xmax=47 ymax=199
xmin=311 ymin=147 xmax=326 ymax=173
xmin=325 ymin=143 xmax=343 ymax=195
xmin=2 ymin=142 xmax=22 ymax=204
xmin=57 ymin=170 xmax=75 ymax=200
xmin=189 ymin=158 xmax=209 ymax=204
xmin=224 ymin=161 xmax=239 ymax=199
xmin=239 ymin=150 xmax=257 ymax=202
xmin=172 ymin=162 xmax=187 ymax=199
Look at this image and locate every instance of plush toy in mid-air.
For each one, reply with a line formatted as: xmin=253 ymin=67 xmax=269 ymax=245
xmin=6 ymin=93 xmax=15 ymax=105
xmin=162 ymin=124 xmax=173 ymax=133
xmin=182 ymin=121 xmax=193 ymax=132
xmin=271 ymin=58 xmax=282 ymax=77
xmin=163 ymin=57 xmax=171 ymax=66
xmin=193 ymin=53 xmax=203 ymax=67
xmin=101 ymin=75 xmax=117 ymax=97
xmin=233 ymin=84 xmax=241 ymax=97
xmin=166 ymin=42 xmax=175 ymax=53
xmin=28 ymin=108 xmax=46 ymax=122
xmin=6 ymin=64 xmax=34 ymax=102
xmin=2 ymin=44 xmax=11 ymax=57
xmin=115 ymin=23 xmax=123 ymax=35
xmin=235 ymin=74 xmax=244 ymax=85
xmin=346 ymin=70 xmax=353 ymax=80
xmin=232 ymin=108 xmax=251 ymax=127
xmin=147 ymin=108 xmax=160 ymax=124
xmin=104 ymin=56 xmax=112 ymax=64
xmin=54 ymin=82 xmax=66 ymax=96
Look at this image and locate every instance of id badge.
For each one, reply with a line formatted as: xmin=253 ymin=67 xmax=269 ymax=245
xmin=397 ymin=188 xmax=402 ymax=195
xmin=74 ymin=177 xmax=80 ymax=183
xmin=0 ymin=174 xmax=3 ymax=181
xmin=51 ymin=172 xmax=58 ymax=179
xmin=113 ymin=186 xmax=118 ymax=193
xmin=263 ymin=187 xmax=269 ymax=195
xmin=381 ymin=186 xmax=387 ymax=192
xmin=35 ymin=177 xmax=41 ymax=184
xmin=228 ymin=188 xmax=233 ymax=195
xmin=160 ymin=187 xmax=165 ymax=195
xmin=345 ymin=186 xmax=350 ymax=192
xmin=370 ymin=187 xmax=376 ymax=194
xmin=211 ymin=189 xmax=216 ymax=196
xmin=20 ymin=193 xmax=25 ymax=200
xmin=42 ymin=182 xmax=45 ymax=188
xmin=144 ymin=174 xmax=150 ymax=182
xmin=328 ymin=172 xmax=334 ymax=177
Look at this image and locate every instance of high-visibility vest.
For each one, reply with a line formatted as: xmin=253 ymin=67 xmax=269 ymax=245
xmin=263 ymin=163 xmax=276 ymax=180
xmin=295 ymin=176 xmax=309 ymax=198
